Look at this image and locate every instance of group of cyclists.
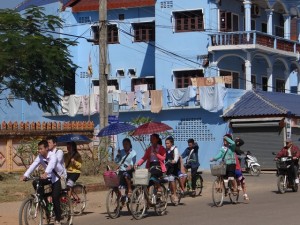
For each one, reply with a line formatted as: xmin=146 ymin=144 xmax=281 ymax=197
xmin=20 ymin=136 xmax=83 ymax=225
xmin=115 ymin=133 xmax=200 ymax=204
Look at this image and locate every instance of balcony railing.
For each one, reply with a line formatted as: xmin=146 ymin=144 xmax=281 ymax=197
xmin=209 ymin=31 xmax=300 ymax=54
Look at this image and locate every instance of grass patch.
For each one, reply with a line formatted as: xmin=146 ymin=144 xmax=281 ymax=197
xmin=0 ymin=173 xmax=104 ymax=203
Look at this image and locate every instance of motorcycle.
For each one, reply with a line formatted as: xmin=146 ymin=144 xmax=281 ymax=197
xmin=241 ymin=151 xmax=261 ymax=176
xmin=274 ymin=156 xmax=298 ymax=194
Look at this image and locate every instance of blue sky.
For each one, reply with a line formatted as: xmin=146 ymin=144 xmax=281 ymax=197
xmin=0 ymin=0 xmax=24 ymax=9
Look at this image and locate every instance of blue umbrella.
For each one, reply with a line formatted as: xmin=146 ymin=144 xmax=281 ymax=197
xmin=57 ymin=134 xmax=91 ymax=143
xmin=97 ymin=122 xmax=136 ymax=137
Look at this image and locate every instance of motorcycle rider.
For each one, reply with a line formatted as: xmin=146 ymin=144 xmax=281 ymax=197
xmin=274 ymin=138 xmax=300 ymax=184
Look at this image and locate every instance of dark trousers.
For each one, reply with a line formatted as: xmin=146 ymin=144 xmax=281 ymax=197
xmin=52 ymin=180 xmax=62 ymax=221
xmin=32 ymin=179 xmax=62 ymax=221
xmin=190 ymin=167 xmax=198 ymax=190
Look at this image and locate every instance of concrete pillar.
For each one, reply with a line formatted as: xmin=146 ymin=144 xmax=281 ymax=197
xmin=283 ymin=14 xmax=291 ymax=39
xmin=285 ymin=70 xmax=290 ymax=93
xmin=266 ymin=9 xmax=273 ymax=35
xmin=243 ymin=1 xmax=252 ymax=32
xmin=208 ymin=62 xmax=219 ymax=77
xmin=245 ymin=59 xmax=252 ymax=90
xmin=267 ymin=68 xmax=273 ymax=92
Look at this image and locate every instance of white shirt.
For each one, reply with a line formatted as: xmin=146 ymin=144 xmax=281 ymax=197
xmin=24 ymin=151 xmax=65 ymax=183
xmin=52 ymin=147 xmax=67 ymax=177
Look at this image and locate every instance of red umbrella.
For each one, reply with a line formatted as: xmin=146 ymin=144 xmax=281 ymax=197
xmin=132 ymin=121 xmax=173 ymax=136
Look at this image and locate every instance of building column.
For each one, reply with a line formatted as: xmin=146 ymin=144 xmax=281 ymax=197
xmin=297 ymin=70 xmax=300 ymax=94
xmin=283 ymin=14 xmax=291 ymax=39
xmin=208 ymin=62 xmax=219 ymax=77
xmin=266 ymin=9 xmax=273 ymax=35
xmin=245 ymin=58 xmax=252 ymax=90
xmin=267 ymin=68 xmax=273 ymax=92
xmin=243 ymin=1 xmax=252 ymax=42
xmin=285 ymin=70 xmax=290 ymax=93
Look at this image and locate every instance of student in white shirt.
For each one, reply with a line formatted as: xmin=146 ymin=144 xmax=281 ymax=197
xmin=21 ymin=140 xmax=64 ymax=225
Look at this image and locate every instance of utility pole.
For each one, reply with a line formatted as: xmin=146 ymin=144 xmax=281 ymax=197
xmin=99 ymin=0 xmax=109 ymax=150
xmin=99 ymin=0 xmax=108 ymax=130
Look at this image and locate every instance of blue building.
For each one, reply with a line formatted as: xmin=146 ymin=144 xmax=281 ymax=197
xmin=6 ymin=0 xmax=300 ymax=169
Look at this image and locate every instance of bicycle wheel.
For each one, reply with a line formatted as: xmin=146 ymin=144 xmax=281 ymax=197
xmin=130 ymin=186 xmax=146 ymax=220
xmin=212 ymin=177 xmax=225 ymax=207
xmin=195 ymin=174 xmax=203 ymax=196
xmin=106 ymin=188 xmax=121 ymax=219
xmin=19 ymin=197 xmax=44 ymax=225
xmin=72 ymin=184 xmax=87 ymax=215
xmin=277 ymin=175 xmax=286 ymax=194
xmin=154 ymin=185 xmax=168 ymax=216
xmin=60 ymin=193 xmax=73 ymax=225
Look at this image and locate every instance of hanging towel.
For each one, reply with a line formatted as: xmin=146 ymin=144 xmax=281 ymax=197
xmin=168 ymin=88 xmax=190 ymax=106
xmin=127 ymin=92 xmax=135 ymax=108
xmin=191 ymin=78 xmax=197 ymax=86
xmin=81 ymin=95 xmax=90 ymax=116
xmin=119 ymin=92 xmax=128 ymax=105
xmin=150 ymin=90 xmax=162 ymax=113
xmin=68 ymin=95 xmax=82 ymax=117
xmin=61 ymin=96 xmax=70 ymax=114
xmin=142 ymin=91 xmax=150 ymax=108
xmin=134 ymin=84 xmax=148 ymax=92
xmin=199 ymin=83 xmax=227 ymax=112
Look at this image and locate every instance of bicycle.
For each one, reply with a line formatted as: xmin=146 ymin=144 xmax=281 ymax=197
xmin=19 ymin=177 xmax=73 ymax=225
xmin=210 ymin=163 xmax=239 ymax=207
xmin=104 ymin=170 xmax=131 ymax=219
xmin=179 ymin=168 xmax=203 ymax=197
xmin=130 ymin=168 xmax=168 ymax=220
xmin=70 ymin=182 xmax=87 ymax=215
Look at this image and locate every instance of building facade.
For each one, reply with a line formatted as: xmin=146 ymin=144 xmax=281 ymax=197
xmin=5 ymin=0 xmax=300 ymax=169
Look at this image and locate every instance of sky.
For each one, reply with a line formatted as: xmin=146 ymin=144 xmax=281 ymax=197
xmin=0 ymin=0 xmax=24 ymax=9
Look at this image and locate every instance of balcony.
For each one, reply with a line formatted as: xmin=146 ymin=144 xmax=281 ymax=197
xmin=208 ymin=31 xmax=300 ymax=58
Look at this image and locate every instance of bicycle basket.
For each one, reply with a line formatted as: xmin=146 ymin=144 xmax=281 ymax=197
xmin=133 ymin=169 xmax=150 ymax=185
xmin=210 ymin=164 xmax=226 ymax=176
xmin=103 ymin=170 xmax=120 ymax=188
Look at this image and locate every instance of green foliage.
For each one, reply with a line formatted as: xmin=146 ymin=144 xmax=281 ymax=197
xmin=14 ymin=138 xmax=41 ymax=171
xmin=0 ymin=7 xmax=77 ymax=113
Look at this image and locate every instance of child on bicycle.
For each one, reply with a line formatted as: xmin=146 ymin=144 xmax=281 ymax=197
xmin=64 ymin=141 xmax=82 ymax=196
xmin=210 ymin=134 xmax=238 ymax=194
xmin=164 ymin=136 xmax=180 ymax=202
xmin=235 ymin=154 xmax=249 ymax=201
xmin=115 ymin=138 xmax=137 ymax=197
xmin=181 ymin=138 xmax=200 ymax=197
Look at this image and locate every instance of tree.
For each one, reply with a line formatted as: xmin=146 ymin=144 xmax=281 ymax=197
xmin=0 ymin=7 xmax=77 ymax=113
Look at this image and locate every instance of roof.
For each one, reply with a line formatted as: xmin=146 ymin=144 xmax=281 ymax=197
xmin=223 ymin=90 xmax=300 ymax=118
xmin=63 ymin=0 xmax=155 ymax=12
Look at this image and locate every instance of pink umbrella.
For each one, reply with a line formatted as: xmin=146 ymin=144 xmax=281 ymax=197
xmin=132 ymin=121 xmax=173 ymax=136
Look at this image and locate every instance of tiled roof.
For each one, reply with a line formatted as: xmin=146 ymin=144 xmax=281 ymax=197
xmin=64 ymin=0 xmax=155 ymax=12
xmin=223 ymin=90 xmax=300 ymax=118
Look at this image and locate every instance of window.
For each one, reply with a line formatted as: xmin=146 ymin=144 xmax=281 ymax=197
xmin=251 ymin=19 xmax=256 ymax=30
xmin=119 ymin=14 xmax=124 ymax=20
xmin=108 ymin=79 xmax=119 ymax=90
xmin=220 ymin=11 xmax=238 ymax=32
xmin=64 ymin=69 xmax=76 ymax=96
xmin=78 ymin=16 xmax=91 ymax=24
xmin=174 ymin=10 xmax=204 ymax=32
xmin=276 ymin=79 xmax=285 ymax=93
xmin=220 ymin=70 xmax=239 ymax=89
xmin=91 ymin=24 xmax=119 ymax=44
xmin=174 ymin=70 xmax=204 ymax=88
xmin=132 ymin=22 xmax=155 ymax=42
xmin=131 ymin=78 xmax=155 ymax=91
xmin=251 ymin=75 xmax=256 ymax=89
xmin=262 ymin=76 xmax=268 ymax=91
xmin=261 ymin=23 xmax=267 ymax=33
xmin=275 ymin=26 xmax=284 ymax=38
xmin=107 ymin=24 xmax=119 ymax=44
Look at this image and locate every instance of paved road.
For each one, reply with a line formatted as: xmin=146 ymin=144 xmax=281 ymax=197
xmin=74 ymin=173 xmax=300 ymax=225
